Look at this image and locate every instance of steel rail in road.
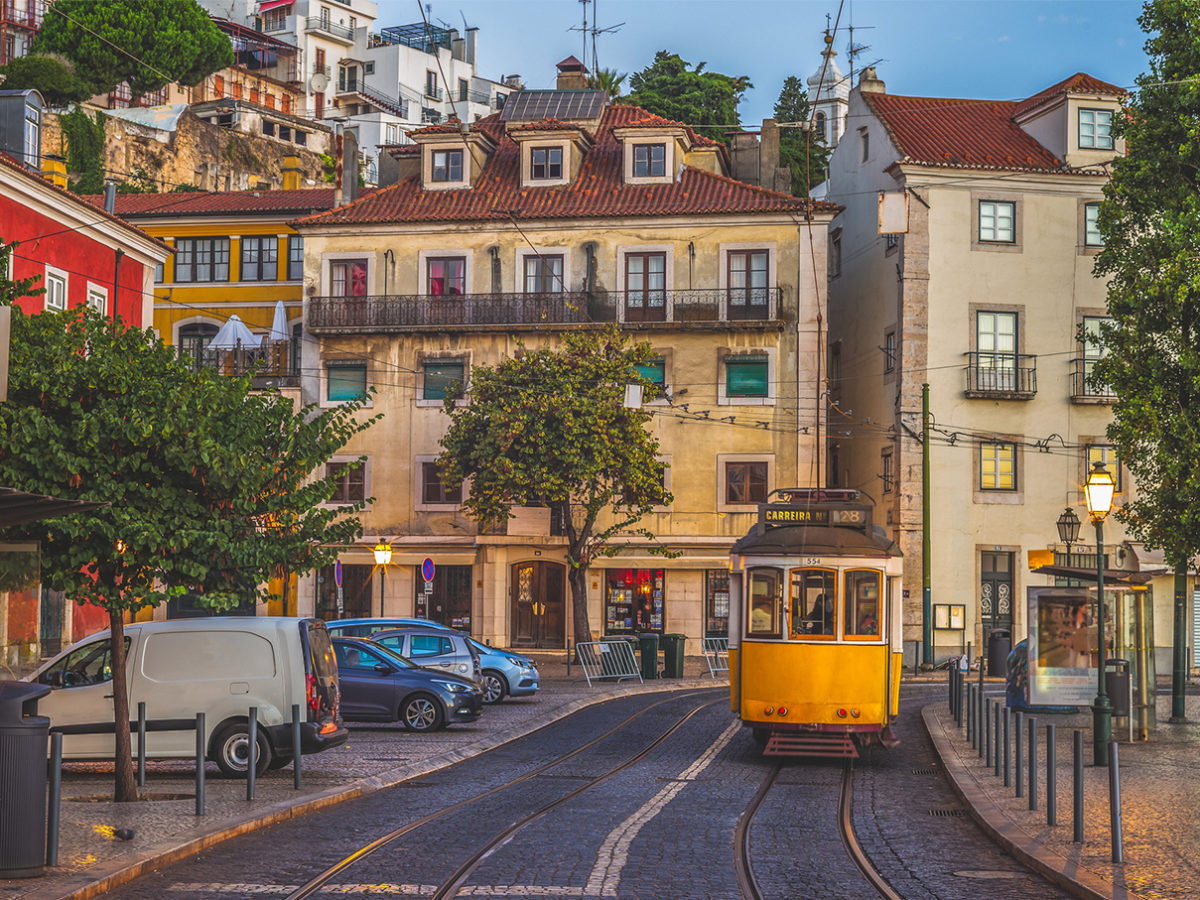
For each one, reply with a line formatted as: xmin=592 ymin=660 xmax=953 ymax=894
xmin=733 ymin=760 xmax=781 ymax=900
xmin=284 ymin=690 xmax=720 ymax=900
xmin=839 ymin=761 xmax=905 ymax=900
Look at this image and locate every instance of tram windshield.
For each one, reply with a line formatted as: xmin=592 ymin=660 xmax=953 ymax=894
xmin=844 ymin=570 xmax=882 ymax=639
xmin=747 ymin=568 xmax=782 ymax=636
xmin=790 ymin=568 xmax=836 ymax=638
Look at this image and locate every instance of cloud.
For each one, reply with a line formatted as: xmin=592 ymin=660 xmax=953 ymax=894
xmin=996 ymin=35 xmax=1010 ymax=43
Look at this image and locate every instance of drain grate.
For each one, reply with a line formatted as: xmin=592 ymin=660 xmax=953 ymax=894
xmin=912 ymin=767 xmax=939 ymax=775
xmin=928 ymin=808 xmax=966 ymax=818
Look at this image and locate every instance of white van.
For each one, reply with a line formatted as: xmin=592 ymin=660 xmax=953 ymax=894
xmin=26 ymin=617 xmax=346 ymax=776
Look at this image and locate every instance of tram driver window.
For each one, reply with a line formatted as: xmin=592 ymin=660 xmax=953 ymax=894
xmin=791 ymin=568 xmax=836 ymax=638
xmin=747 ymin=568 xmax=782 ymax=637
xmin=844 ymin=570 xmax=881 ymax=638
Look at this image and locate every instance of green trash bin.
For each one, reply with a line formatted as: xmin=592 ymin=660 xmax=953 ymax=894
xmin=637 ymin=632 xmax=660 ymax=680
xmin=661 ymin=633 xmax=686 ymax=678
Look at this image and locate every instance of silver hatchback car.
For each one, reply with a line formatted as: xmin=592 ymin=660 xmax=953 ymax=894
xmin=369 ymin=627 xmax=481 ymax=683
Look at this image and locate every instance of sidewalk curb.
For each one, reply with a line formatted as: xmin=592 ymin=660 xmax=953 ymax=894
xmin=36 ymin=678 xmax=723 ymax=900
xmin=922 ymin=702 xmax=1130 ymax=900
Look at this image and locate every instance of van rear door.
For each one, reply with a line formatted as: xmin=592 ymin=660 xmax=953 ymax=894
xmin=301 ymin=620 xmax=341 ymax=730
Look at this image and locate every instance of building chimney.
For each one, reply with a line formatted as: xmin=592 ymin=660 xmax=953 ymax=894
xmin=555 ymin=55 xmax=589 ymax=90
xmin=42 ymin=154 xmax=67 ymax=188
xmin=761 ymin=119 xmax=780 ymax=182
xmin=859 ymin=66 xmax=886 ymax=94
xmin=104 ymin=180 xmax=117 ymax=214
xmin=335 ymin=127 xmax=359 ymax=207
xmin=281 ymin=155 xmax=302 ymax=190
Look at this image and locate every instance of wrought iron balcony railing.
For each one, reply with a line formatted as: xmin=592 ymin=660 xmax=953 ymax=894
xmin=1070 ymin=357 xmax=1116 ymax=401
xmin=305 ymin=16 xmax=354 ymax=41
xmin=307 ymin=288 xmax=784 ymax=332
xmin=964 ymin=351 xmax=1037 ymax=398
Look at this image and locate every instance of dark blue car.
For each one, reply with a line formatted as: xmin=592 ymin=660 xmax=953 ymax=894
xmin=331 ymin=636 xmax=482 ymax=732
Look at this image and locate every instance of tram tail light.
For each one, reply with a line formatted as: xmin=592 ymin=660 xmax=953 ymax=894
xmin=837 ymin=708 xmax=847 ymax=718
xmin=777 ymin=707 xmax=788 ymax=717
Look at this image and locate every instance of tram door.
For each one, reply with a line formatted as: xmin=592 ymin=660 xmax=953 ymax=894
xmin=980 ymin=551 xmax=1014 ymax=643
xmin=511 ymin=561 xmax=566 ymax=648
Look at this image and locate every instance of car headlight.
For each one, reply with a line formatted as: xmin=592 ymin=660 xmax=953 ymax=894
xmin=433 ymin=680 xmax=469 ymax=693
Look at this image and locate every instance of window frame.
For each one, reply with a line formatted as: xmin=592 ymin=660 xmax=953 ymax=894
xmin=322 ymin=253 xmax=372 ymax=298
xmin=287 ymin=235 xmax=304 ymax=281
xmin=632 ymin=142 xmax=666 ymax=177
xmin=174 ymin=237 xmax=231 ymax=283
xmin=623 ymin=251 xmax=667 ymax=322
xmin=325 ymin=458 xmax=366 ymax=504
xmin=746 ymin=566 xmax=783 ymax=639
xmin=530 ymin=145 xmax=563 ymax=180
xmin=421 ymin=357 xmax=466 ymax=402
xmin=323 ymin=359 xmax=369 ymax=406
xmin=420 ymin=459 xmax=463 ymax=506
xmin=1085 ymin=443 xmax=1122 ymax=493
xmin=842 ymin=569 xmax=882 ymax=640
xmin=431 ymin=148 xmax=463 ymax=183
xmin=414 ymin=453 xmax=466 ymax=509
xmin=1078 ymin=107 xmax=1114 ymax=150
xmin=86 ymin=282 xmax=108 ymax=314
xmin=718 ymin=454 xmax=773 ymax=511
xmin=239 ymin=235 xmax=278 ymax=282
xmin=43 ymin=265 xmax=67 ymax=311
xmin=426 ymin=256 xmax=467 ymax=296
xmin=523 ymin=253 xmax=564 ymax=293
xmin=883 ymin=328 xmax=896 ymax=374
xmin=979 ymin=440 xmax=1018 ymax=492
xmin=725 ymin=248 xmax=771 ymax=319
xmin=978 ymin=199 xmax=1016 ymax=244
xmin=881 ymin=447 xmax=894 ymax=494
xmin=1083 ymin=201 xmax=1103 ymax=248
xmin=719 ymin=348 xmax=776 ymax=406
xmin=788 ymin=567 xmax=838 ymax=640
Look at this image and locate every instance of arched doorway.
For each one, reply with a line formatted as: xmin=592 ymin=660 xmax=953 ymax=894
xmin=511 ymin=561 xmax=565 ymax=648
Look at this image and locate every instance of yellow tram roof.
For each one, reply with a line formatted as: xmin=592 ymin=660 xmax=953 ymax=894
xmin=731 ymin=524 xmax=900 ymax=558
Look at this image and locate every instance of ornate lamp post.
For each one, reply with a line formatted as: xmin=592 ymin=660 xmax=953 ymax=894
xmin=373 ymin=541 xmax=392 ymax=618
xmin=1083 ymin=462 xmax=1116 ymax=766
xmin=1056 ymin=507 xmax=1081 ymax=566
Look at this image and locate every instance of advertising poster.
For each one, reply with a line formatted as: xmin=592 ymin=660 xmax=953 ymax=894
xmin=1027 ymin=587 xmax=1096 ymax=706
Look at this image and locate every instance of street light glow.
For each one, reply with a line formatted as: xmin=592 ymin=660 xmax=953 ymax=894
xmin=373 ymin=541 xmax=392 ymax=566
xmin=1083 ymin=461 xmax=1116 ymax=521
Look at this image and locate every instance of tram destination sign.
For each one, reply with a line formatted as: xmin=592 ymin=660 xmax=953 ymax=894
xmin=761 ymin=504 xmax=871 ymax=528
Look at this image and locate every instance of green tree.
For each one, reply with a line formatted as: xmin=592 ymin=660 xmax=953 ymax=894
xmin=0 ymin=294 xmax=375 ymax=800
xmin=1091 ymin=0 xmax=1200 ymax=722
xmin=625 ymin=51 xmax=750 ymax=143
xmin=587 ymin=67 xmax=627 ymax=101
xmin=774 ymin=75 xmax=829 ymax=195
xmin=59 ymin=107 xmax=107 ymax=194
xmin=437 ymin=328 xmax=672 ymax=647
xmin=0 ymin=54 xmax=90 ymax=106
xmin=34 ymin=0 xmax=233 ymax=99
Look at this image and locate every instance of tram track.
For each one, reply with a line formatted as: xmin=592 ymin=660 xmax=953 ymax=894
xmin=285 ymin=691 xmax=720 ymax=900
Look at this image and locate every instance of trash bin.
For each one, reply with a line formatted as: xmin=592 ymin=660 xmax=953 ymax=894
xmin=987 ymin=629 xmax=1011 ymax=678
xmin=661 ymin=633 xmax=686 ymax=678
xmin=0 ymin=680 xmax=51 ymax=878
xmin=637 ymin=632 xmax=660 ymax=680
xmin=1106 ymin=659 xmax=1131 ymax=718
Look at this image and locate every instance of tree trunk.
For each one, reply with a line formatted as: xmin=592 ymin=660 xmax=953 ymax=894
xmin=569 ymin=563 xmax=592 ymax=649
xmin=108 ymin=607 xmax=138 ymax=802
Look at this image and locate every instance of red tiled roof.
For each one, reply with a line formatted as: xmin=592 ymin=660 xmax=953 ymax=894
xmin=79 ymin=188 xmax=339 ymax=218
xmin=1015 ymin=72 xmax=1125 ymax=118
xmin=295 ymin=105 xmax=806 ymax=227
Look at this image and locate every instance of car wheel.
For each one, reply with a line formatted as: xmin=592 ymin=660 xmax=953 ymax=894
xmin=481 ymin=670 xmax=507 ymax=705
xmin=401 ymin=693 xmax=444 ymax=732
xmin=211 ymin=720 xmax=273 ymax=777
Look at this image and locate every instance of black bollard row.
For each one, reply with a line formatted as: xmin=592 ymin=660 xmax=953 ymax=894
xmin=195 ymin=712 xmax=206 ymax=817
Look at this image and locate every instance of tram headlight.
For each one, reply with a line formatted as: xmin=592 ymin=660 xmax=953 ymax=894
xmin=764 ymin=706 xmax=774 ymax=716
xmin=850 ymin=708 xmax=860 ymax=718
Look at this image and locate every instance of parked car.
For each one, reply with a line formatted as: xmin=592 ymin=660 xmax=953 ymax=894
xmin=327 ymin=618 xmax=539 ymax=705
xmin=331 ymin=636 xmax=482 ymax=731
xmin=26 ymin=618 xmax=346 ymax=776
xmin=465 ymin=638 xmax=539 ymax=704
xmin=368 ymin=627 xmax=481 ymax=683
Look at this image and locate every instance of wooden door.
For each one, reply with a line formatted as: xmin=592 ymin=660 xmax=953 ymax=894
xmin=511 ymin=561 xmax=566 ymax=648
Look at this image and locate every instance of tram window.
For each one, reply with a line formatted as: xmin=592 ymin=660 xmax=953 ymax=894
xmin=747 ymin=568 xmax=782 ymax=637
xmin=844 ymin=570 xmax=882 ymax=638
xmin=790 ymin=568 xmax=837 ymax=638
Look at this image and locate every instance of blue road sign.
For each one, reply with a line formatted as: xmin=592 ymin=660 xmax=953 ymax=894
xmin=421 ymin=558 xmax=435 ymax=582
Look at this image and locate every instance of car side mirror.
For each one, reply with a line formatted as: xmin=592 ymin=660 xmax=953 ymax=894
xmin=374 ymin=663 xmax=392 ymax=675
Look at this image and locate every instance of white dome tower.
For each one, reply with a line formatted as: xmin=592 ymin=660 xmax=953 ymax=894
xmin=807 ymin=29 xmax=850 ymax=148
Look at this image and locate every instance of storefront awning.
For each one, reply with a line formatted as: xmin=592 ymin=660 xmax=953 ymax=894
xmin=1124 ymin=542 xmax=1198 ymax=574
xmin=1031 ymin=564 xmax=1161 ymax=586
xmin=258 ymin=0 xmax=294 ymax=11
xmin=0 ymin=487 xmax=107 ymax=528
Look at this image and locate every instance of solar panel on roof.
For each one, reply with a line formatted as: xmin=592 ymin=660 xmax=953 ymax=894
xmin=500 ymin=90 xmax=606 ymax=123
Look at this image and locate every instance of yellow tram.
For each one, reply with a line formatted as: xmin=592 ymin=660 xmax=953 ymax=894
xmin=728 ymin=489 xmax=904 ymax=757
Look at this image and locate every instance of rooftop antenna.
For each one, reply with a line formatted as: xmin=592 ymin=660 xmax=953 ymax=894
xmin=567 ymin=0 xmax=588 ymax=63
xmin=588 ymin=1 xmax=624 ymax=76
xmin=846 ymin=22 xmax=875 ymax=86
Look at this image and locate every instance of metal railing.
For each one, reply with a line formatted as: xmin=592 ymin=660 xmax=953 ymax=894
xmin=702 ymin=637 xmax=729 ymax=678
xmin=308 ymin=288 xmax=784 ymax=332
xmin=305 ymin=16 xmax=354 ymax=41
xmin=356 ymin=81 xmax=408 ymax=118
xmin=964 ymin=351 xmax=1037 ymax=397
xmin=1070 ymin=357 xmax=1115 ymax=400
xmin=424 ymin=85 xmax=444 ymax=101
xmin=575 ymin=639 xmax=642 ymax=687
xmin=185 ymin=344 xmax=299 ymax=387
xmin=1 ymin=0 xmax=42 ymax=28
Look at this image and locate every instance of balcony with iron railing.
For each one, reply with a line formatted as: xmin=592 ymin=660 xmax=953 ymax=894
xmin=1 ymin=0 xmax=43 ymax=29
xmin=186 ymin=345 xmax=299 ymax=388
xmin=305 ymin=16 xmax=354 ymax=42
xmin=1070 ymin=357 xmax=1116 ymax=403
xmin=964 ymin=351 xmax=1037 ymax=399
xmin=307 ymin=288 xmax=784 ymax=333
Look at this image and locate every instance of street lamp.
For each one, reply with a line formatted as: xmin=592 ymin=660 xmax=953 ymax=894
xmin=373 ymin=541 xmax=392 ymax=618
xmin=1083 ymin=461 xmax=1116 ymax=766
xmin=1056 ymin=507 xmax=1081 ymax=566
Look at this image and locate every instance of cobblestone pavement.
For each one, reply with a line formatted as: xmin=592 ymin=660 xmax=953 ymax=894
xmin=926 ymin=681 xmax=1200 ymax=900
xmin=0 ymin=653 xmax=725 ymax=900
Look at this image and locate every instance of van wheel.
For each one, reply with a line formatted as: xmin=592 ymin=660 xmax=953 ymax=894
xmin=401 ymin=693 xmax=444 ymax=732
xmin=211 ymin=721 xmax=273 ymax=777
xmin=481 ymin=670 xmax=507 ymax=705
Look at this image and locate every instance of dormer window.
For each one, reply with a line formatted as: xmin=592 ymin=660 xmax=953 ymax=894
xmin=633 ymin=143 xmax=666 ymax=177
xmin=1079 ymin=108 xmax=1113 ymax=150
xmin=531 ymin=146 xmax=563 ymax=180
xmin=432 ymin=149 xmax=463 ymax=182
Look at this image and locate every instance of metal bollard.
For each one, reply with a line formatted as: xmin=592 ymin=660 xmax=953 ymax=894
xmin=1003 ymin=707 xmax=1011 ymax=787
xmin=949 ymin=661 xmax=955 ymax=713
xmin=137 ymin=701 xmax=147 ymax=789
xmin=1015 ymin=711 xmax=1024 ymax=797
xmin=993 ymin=701 xmax=1001 ymax=776
xmin=1073 ymin=729 xmax=1083 ymax=842
xmin=1109 ymin=741 xmax=1124 ymax=864
xmin=567 ymin=640 xmax=572 ymax=677
xmin=985 ymin=698 xmax=992 ymax=766
xmin=46 ymin=732 xmax=62 ymax=866
xmin=1028 ymin=715 xmax=1038 ymax=811
xmin=977 ymin=693 xmax=985 ymax=758
xmin=195 ymin=712 xmax=206 ymax=816
xmin=1047 ymin=724 xmax=1057 ymax=826
xmin=967 ymin=685 xmax=975 ymax=745
xmin=292 ymin=704 xmax=302 ymax=790
xmin=247 ymin=707 xmax=258 ymax=801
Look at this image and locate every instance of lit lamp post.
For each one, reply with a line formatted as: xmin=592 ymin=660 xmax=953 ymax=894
xmin=1083 ymin=461 xmax=1116 ymax=766
xmin=1056 ymin=507 xmax=1081 ymax=566
xmin=373 ymin=541 xmax=392 ymax=618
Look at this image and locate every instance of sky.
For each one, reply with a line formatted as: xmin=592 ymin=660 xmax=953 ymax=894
xmin=372 ymin=0 xmax=1150 ymax=125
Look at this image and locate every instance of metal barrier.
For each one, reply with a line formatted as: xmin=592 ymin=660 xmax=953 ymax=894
xmin=575 ymin=640 xmax=643 ymax=687
xmin=702 ymin=637 xmax=729 ymax=678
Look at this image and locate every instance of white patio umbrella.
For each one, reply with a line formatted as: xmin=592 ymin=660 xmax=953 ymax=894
xmin=268 ymin=300 xmax=290 ymax=342
xmin=208 ymin=314 xmax=259 ymax=350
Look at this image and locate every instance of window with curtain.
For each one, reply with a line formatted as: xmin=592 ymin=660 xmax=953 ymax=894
xmin=523 ymin=255 xmax=563 ymax=292
xmin=725 ymin=355 xmax=769 ymax=398
xmin=326 ymin=361 xmax=367 ymax=402
xmin=423 ymin=359 xmax=465 ymax=400
xmin=427 ymin=257 xmax=465 ymax=295
xmin=330 ymin=259 xmax=367 ymax=296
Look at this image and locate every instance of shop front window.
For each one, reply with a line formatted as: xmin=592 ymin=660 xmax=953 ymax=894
xmin=604 ymin=568 xmax=664 ymax=634
xmin=705 ymin=569 xmax=730 ymax=637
